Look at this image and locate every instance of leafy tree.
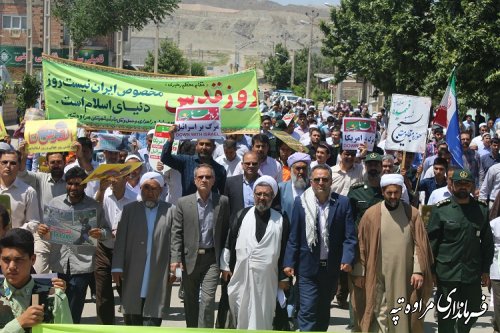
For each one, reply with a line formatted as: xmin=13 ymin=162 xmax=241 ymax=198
xmin=143 ymin=40 xmax=189 ymax=75
xmin=263 ymin=43 xmax=292 ymax=89
xmin=321 ymin=0 xmax=500 ymax=113
xmin=14 ymin=74 xmax=41 ymax=119
xmin=53 ymin=0 xmax=180 ymax=48
xmin=191 ymin=61 xmax=206 ymax=76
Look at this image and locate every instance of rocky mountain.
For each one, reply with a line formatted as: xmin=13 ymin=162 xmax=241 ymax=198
xmin=127 ymin=0 xmax=330 ymax=71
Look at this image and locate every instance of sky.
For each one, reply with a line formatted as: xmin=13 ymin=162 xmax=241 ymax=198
xmin=273 ymin=0 xmax=340 ymax=6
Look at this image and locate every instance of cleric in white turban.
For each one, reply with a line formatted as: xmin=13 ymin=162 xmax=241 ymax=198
xmin=222 ymin=175 xmax=289 ymax=330
xmin=253 ymin=175 xmax=278 ymax=199
xmin=140 ymin=171 xmax=164 ymax=188
xmin=380 ymin=174 xmax=405 ymax=189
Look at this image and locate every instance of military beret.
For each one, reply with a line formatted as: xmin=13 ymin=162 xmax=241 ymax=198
xmin=365 ymin=152 xmax=382 ymax=162
xmin=451 ymin=168 xmax=474 ymax=183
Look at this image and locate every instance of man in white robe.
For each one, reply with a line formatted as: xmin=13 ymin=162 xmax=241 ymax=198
xmin=220 ymin=176 xmax=290 ymax=330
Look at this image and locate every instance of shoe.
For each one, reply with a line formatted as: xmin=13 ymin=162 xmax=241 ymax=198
xmin=337 ymin=300 xmax=349 ymax=310
xmin=178 ymin=286 xmax=184 ymax=300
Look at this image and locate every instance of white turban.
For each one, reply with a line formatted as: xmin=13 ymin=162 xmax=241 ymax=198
xmin=253 ymin=175 xmax=278 ymax=198
xmin=140 ymin=172 xmax=164 ymax=187
xmin=380 ymin=174 xmax=404 ymax=188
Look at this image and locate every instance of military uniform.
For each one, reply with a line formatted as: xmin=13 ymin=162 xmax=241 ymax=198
xmin=427 ymin=169 xmax=494 ymax=333
xmin=347 ymin=153 xmax=384 ymax=227
xmin=348 ymin=182 xmax=384 ymax=227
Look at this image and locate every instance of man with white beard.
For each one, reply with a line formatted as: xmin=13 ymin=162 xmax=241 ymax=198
xmin=220 ymin=176 xmax=290 ymax=330
xmin=275 ymin=152 xmax=311 ymax=221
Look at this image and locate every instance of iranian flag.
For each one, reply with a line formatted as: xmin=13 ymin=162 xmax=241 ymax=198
xmin=435 ymin=70 xmax=463 ymax=167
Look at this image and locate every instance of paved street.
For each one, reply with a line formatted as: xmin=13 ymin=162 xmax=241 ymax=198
xmin=79 ymin=282 xmax=495 ymax=332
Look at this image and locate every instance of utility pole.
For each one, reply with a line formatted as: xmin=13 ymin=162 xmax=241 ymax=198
xmin=305 ymin=9 xmax=319 ymax=99
xmin=290 ymin=49 xmax=295 ymax=86
xmin=43 ymin=0 xmax=51 ymax=54
xmin=26 ymin=0 xmax=33 ymax=75
xmin=154 ymin=24 xmax=159 ymax=73
xmin=115 ymin=30 xmax=123 ymax=69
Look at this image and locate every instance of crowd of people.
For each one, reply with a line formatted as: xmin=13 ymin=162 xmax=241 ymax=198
xmin=0 ymin=96 xmax=499 ymax=333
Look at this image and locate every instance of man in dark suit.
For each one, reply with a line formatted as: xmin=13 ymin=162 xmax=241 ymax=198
xmin=283 ymin=164 xmax=357 ymax=331
xmin=224 ymin=151 xmax=261 ymax=217
xmin=170 ymin=164 xmax=230 ymax=328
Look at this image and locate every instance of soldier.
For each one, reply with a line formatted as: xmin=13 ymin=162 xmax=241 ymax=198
xmin=427 ymin=168 xmax=494 ymax=333
xmin=347 ymin=152 xmax=383 ymax=331
xmin=348 ymin=152 xmax=384 ymax=226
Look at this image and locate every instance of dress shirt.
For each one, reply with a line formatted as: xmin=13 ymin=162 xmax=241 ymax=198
xmin=0 ymin=178 xmax=40 ymax=230
xmin=102 ymin=187 xmax=137 ymax=248
xmin=215 ymin=155 xmax=241 ymax=177
xmin=17 ymin=170 xmax=66 ymax=219
xmin=427 ymin=186 xmax=452 ymax=205
xmin=48 ymin=194 xmax=108 ymax=275
xmin=196 ymin=192 xmax=214 ymax=248
xmin=317 ymin=199 xmax=329 ymax=260
xmin=331 ymin=163 xmax=364 ymax=196
xmin=243 ymin=177 xmax=256 ymax=208
xmin=480 ymin=163 xmax=500 ymax=201
xmin=291 ymin=184 xmax=305 ymax=200
xmin=480 ymin=153 xmax=500 ymax=185
xmin=141 ymin=205 xmax=159 ymax=298
xmin=233 ymin=156 xmax=282 ymax=181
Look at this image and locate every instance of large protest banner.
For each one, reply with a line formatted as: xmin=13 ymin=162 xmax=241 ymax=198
xmin=384 ymin=94 xmax=432 ymax=153
xmin=42 ymin=55 xmax=260 ymax=133
xmin=24 ymin=119 xmax=77 ymax=154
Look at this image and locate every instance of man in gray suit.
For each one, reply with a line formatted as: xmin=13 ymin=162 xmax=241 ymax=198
xmin=111 ymin=172 xmax=175 ymax=326
xmin=171 ymin=163 xmax=230 ymax=328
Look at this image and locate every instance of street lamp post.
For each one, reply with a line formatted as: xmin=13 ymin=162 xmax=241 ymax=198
xmin=305 ymin=9 xmax=319 ymax=99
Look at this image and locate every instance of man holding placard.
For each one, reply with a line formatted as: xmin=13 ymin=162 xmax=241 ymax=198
xmin=18 ymin=142 xmax=68 ymax=274
xmin=39 ymin=166 xmax=109 ymax=323
xmin=161 ymin=125 xmax=226 ymax=196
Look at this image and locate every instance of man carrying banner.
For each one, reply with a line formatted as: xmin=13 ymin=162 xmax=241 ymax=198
xmin=161 ymin=125 xmax=226 ymax=196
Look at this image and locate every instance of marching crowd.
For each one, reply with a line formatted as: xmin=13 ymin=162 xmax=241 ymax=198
xmin=0 ymin=97 xmax=499 ymax=333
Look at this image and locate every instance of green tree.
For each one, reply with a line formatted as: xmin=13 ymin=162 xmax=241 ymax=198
xmin=191 ymin=61 xmax=206 ymax=76
xmin=53 ymin=0 xmax=179 ymax=48
xmin=143 ymin=40 xmax=189 ymax=75
xmin=14 ymin=74 xmax=41 ymax=119
xmin=263 ymin=43 xmax=291 ymax=89
xmin=321 ymin=0 xmax=500 ymax=113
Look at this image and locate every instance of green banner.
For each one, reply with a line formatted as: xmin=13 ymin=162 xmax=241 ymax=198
xmin=34 ymin=324 xmax=284 ymax=333
xmin=43 ymin=56 xmax=260 ymax=133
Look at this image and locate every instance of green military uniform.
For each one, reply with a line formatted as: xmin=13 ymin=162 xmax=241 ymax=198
xmin=427 ymin=169 xmax=494 ymax=333
xmin=347 ymin=153 xmax=384 ymax=227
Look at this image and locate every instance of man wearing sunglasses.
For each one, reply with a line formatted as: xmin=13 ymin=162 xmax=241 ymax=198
xmin=0 ymin=150 xmax=39 ymax=231
xmin=283 ymin=164 xmax=357 ymax=331
xmin=171 ymin=164 xmax=230 ymax=328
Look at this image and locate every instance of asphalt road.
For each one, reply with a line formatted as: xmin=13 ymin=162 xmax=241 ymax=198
xmin=79 ymin=282 xmax=495 ymax=332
